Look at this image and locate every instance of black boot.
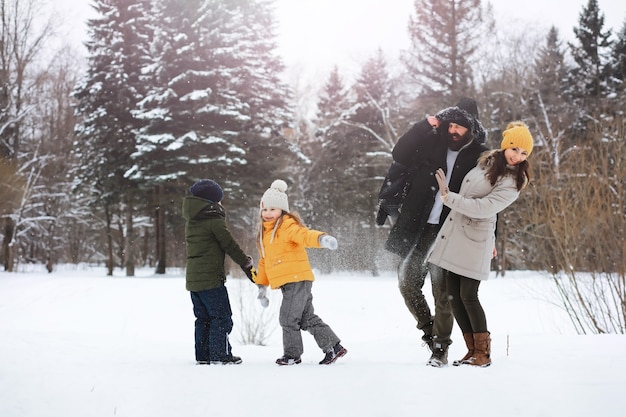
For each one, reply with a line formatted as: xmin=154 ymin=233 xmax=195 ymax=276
xmin=420 ymin=321 xmax=434 ymax=352
xmin=319 ymin=343 xmax=348 ymax=365
xmin=426 ymin=342 xmax=448 ymax=367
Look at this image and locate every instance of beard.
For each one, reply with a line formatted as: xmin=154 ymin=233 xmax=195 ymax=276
xmin=447 ymin=131 xmax=471 ymax=151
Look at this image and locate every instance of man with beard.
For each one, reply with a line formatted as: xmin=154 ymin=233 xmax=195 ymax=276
xmin=377 ymin=98 xmax=487 ymax=367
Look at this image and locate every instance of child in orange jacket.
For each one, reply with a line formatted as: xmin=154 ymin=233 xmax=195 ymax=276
xmin=254 ymin=180 xmax=347 ymax=365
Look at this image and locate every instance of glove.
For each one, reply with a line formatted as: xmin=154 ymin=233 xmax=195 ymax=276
xmin=376 ymin=200 xmax=400 ymax=226
xmin=375 ymin=203 xmax=388 ymax=226
xmin=319 ymin=234 xmax=338 ymax=250
xmin=257 ymin=285 xmax=269 ymax=308
xmin=241 ymin=256 xmax=257 ymax=283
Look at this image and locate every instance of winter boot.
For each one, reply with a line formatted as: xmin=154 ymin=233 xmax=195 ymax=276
xmin=421 ymin=333 xmax=433 ymax=352
xmin=210 ymin=355 xmax=243 ymax=365
xmin=420 ymin=321 xmax=434 ymax=352
xmin=426 ymin=342 xmax=448 ymax=367
xmin=453 ymin=333 xmax=475 ymax=366
xmin=319 ymin=343 xmax=348 ymax=365
xmin=276 ymin=356 xmax=302 ymax=366
xmin=467 ymin=332 xmax=491 ymax=367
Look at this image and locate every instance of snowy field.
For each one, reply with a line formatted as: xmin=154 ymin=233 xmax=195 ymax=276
xmin=1 ymin=265 xmax=624 ymax=417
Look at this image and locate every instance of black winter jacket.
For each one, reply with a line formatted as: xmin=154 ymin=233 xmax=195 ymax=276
xmin=384 ymin=115 xmax=488 ymax=258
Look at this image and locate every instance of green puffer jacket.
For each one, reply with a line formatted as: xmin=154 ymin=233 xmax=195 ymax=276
xmin=182 ymin=196 xmax=249 ymax=292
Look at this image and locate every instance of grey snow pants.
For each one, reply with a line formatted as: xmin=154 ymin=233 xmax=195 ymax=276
xmin=279 ymin=280 xmax=340 ymax=358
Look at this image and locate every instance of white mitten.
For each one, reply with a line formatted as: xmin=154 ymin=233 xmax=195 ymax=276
xmin=319 ymin=234 xmax=338 ymax=250
xmin=257 ymin=285 xmax=269 ymax=308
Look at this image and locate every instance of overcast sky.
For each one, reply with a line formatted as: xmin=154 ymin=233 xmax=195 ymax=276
xmin=52 ymin=0 xmax=626 ymax=82
xmin=273 ymin=0 xmax=626 ymax=80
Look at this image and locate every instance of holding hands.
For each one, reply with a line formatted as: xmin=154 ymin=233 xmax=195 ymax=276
xmin=244 ymin=256 xmax=269 ymax=307
xmin=242 ymin=256 xmax=257 ymax=283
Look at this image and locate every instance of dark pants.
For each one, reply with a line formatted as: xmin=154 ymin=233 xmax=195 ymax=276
xmin=446 ymin=271 xmax=488 ymax=334
xmin=190 ymin=285 xmax=234 ymax=362
xmin=398 ymin=224 xmax=454 ymax=345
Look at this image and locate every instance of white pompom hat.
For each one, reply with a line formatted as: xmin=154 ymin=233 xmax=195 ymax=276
xmin=260 ymin=179 xmax=290 ymax=212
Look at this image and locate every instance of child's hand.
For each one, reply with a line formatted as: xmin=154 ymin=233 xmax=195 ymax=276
xmin=319 ymin=235 xmax=338 ymax=250
xmin=427 ymin=115 xmax=440 ymax=128
xmin=244 ymin=265 xmax=257 ymax=283
xmin=242 ymin=256 xmax=257 ymax=283
xmin=257 ymin=285 xmax=269 ymax=308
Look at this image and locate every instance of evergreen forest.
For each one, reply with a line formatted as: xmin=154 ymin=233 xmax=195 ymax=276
xmin=1 ymin=0 xmax=624 ymax=284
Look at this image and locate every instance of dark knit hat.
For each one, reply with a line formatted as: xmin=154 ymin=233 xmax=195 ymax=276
xmin=435 ymin=107 xmax=474 ymax=130
xmin=455 ymin=97 xmax=479 ymax=120
xmin=435 ymin=99 xmax=487 ymax=144
xmin=189 ymin=179 xmax=223 ymax=203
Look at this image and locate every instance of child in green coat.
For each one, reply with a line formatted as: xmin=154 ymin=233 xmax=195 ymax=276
xmin=182 ymin=179 xmax=256 ymax=365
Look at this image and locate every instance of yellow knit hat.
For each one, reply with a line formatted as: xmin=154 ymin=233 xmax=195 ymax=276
xmin=500 ymin=121 xmax=534 ymax=156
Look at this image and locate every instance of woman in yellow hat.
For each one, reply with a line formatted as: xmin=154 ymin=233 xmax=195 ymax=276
xmin=428 ymin=121 xmax=533 ymax=368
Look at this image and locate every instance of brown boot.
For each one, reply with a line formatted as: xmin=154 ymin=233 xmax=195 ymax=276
xmin=452 ymin=333 xmax=474 ymax=366
xmin=468 ymin=332 xmax=491 ymax=367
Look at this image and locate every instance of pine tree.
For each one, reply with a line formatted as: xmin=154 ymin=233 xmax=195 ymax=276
xmin=299 ymin=66 xmax=349 ymax=225
xmin=217 ymin=0 xmax=299 ymax=206
xmin=130 ymin=0 xmax=244 ymax=273
xmin=532 ymin=27 xmax=568 ymax=111
xmin=312 ymin=52 xmax=397 ymax=215
xmin=308 ymin=51 xmax=399 ymax=273
xmin=132 ymin=0 xmax=296 ymax=191
xmin=131 ymin=0 xmax=239 ymax=184
xmin=129 ymin=0 xmax=298 ymax=268
xmin=608 ymin=19 xmax=626 ymax=114
xmin=72 ymin=0 xmax=154 ymax=275
xmin=402 ymin=0 xmax=487 ymax=105
xmin=527 ymin=25 xmax=572 ymax=169
xmin=566 ymin=0 xmax=613 ymax=114
xmin=316 ymin=66 xmax=350 ymax=129
xmin=352 ymin=49 xmax=393 ymax=138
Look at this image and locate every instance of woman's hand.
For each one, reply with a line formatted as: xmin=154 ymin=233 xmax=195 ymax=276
xmin=427 ymin=116 xmax=440 ymax=128
xmin=435 ymin=168 xmax=448 ymax=200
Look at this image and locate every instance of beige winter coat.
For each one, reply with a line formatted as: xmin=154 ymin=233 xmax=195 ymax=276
xmin=428 ymin=151 xmax=523 ymax=281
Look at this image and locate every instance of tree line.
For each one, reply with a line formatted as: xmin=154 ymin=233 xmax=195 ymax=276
xmin=0 ymin=0 xmax=624 ymax=286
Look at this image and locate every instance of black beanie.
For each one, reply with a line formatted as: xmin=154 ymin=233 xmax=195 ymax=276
xmin=455 ymin=97 xmax=479 ymax=120
xmin=435 ymin=107 xmax=474 ymax=130
xmin=435 ymin=99 xmax=487 ymax=144
xmin=189 ymin=179 xmax=223 ymax=203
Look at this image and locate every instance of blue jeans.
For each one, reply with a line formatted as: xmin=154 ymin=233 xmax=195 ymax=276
xmin=190 ymin=286 xmax=234 ymax=362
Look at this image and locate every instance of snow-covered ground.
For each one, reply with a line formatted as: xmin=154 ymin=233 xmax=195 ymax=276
xmin=1 ymin=266 xmax=624 ymax=417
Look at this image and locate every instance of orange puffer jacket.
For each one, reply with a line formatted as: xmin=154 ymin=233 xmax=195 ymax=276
xmin=255 ymin=215 xmax=324 ymax=289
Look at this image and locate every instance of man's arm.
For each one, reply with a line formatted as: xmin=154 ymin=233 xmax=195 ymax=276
xmin=391 ymin=118 xmax=433 ymax=166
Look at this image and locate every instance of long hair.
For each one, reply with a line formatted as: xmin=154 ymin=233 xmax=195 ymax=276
xmin=256 ymin=210 xmax=305 ymax=257
xmin=485 ymin=150 xmax=531 ymax=191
